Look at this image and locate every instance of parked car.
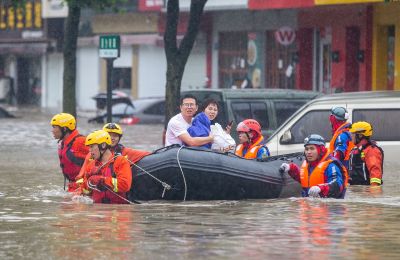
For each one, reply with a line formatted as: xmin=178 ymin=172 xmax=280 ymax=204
xmin=88 ymin=96 xmax=165 ymax=124
xmin=0 ymin=105 xmax=15 ymax=118
xmin=265 ymin=91 xmax=400 ymax=164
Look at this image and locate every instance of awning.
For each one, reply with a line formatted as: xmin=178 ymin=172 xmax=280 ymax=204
xmin=249 ymin=0 xmax=384 ymax=9
xmin=0 ymin=42 xmax=48 ymax=55
xmin=248 ymin=0 xmax=315 ymax=10
xmin=78 ymin=34 xmax=162 ymax=47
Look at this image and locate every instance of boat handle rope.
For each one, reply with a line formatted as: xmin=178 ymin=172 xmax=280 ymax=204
xmin=129 ymin=159 xmax=172 ymax=198
xmin=176 ymin=146 xmax=187 ymax=201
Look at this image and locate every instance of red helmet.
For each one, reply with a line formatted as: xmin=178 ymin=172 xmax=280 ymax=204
xmin=236 ymin=119 xmax=262 ymax=135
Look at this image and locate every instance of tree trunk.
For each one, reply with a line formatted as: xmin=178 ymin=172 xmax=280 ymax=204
xmin=62 ymin=3 xmax=80 ymax=116
xmin=164 ymin=0 xmax=207 ymax=127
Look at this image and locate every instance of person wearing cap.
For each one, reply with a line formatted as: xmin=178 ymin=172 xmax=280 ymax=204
xmin=327 ymin=107 xmax=354 ymax=168
xmin=81 ymin=130 xmax=132 ymax=204
xmin=75 ymin=123 xmax=150 ymax=181
xmin=349 ymin=121 xmax=384 ymax=186
xmin=235 ymin=119 xmax=270 ymax=160
xmin=280 ymin=134 xmax=348 ymax=198
xmin=50 ymin=113 xmax=89 ymax=191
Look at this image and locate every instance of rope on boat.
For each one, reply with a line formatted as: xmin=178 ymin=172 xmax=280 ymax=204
xmin=103 ymin=185 xmax=141 ymax=204
xmin=129 ymin=160 xmax=172 ymax=198
xmin=176 ymin=146 xmax=187 ymax=201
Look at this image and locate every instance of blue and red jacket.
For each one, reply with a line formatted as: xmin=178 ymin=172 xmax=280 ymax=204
xmin=328 ymin=122 xmax=354 ymax=168
xmin=288 ymin=154 xmax=348 ymax=198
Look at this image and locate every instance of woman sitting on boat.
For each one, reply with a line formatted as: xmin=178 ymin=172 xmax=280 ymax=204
xmin=234 ymin=119 xmax=270 ymax=160
xmin=187 ymin=99 xmax=234 ymax=150
xmin=280 ymin=134 xmax=348 ymax=198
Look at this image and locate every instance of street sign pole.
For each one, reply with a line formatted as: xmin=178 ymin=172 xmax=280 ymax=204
xmin=99 ymin=35 xmax=120 ymax=123
xmin=106 ymin=58 xmax=115 ymax=123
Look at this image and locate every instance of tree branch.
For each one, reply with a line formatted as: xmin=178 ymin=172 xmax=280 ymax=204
xmin=164 ymin=0 xmax=179 ymax=61
xmin=178 ymin=0 xmax=207 ymax=67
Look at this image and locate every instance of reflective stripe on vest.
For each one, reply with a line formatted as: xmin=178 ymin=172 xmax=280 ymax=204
xmin=235 ymin=136 xmax=265 ymax=159
xmin=349 ymin=143 xmax=384 ymax=185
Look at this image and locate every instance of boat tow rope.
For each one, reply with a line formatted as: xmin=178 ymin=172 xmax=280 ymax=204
xmin=129 ymin=159 xmax=172 ymax=199
xmin=103 ymin=185 xmax=141 ymax=204
xmin=176 ymin=146 xmax=187 ymax=201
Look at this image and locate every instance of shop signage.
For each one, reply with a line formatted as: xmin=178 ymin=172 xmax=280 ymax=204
xmin=315 ymin=0 xmax=382 ymax=4
xmin=99 ymin=35 xmax=120 ymax=59
xmin=249 ymin=0 xmax=314 ymax=10
xmin=0 ymin=1 xmax=42 ymax=30
xmin=275 ymin=26 xmax=296 ymax=46
xmin=42 ymin=0 xmax=68 ymax=18
xmin=138 ymin=0 xmax=164 ymax=11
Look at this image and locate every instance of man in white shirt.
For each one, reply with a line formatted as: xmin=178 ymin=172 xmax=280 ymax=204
xmin=165 ymin=94 xmax=213 ymax=147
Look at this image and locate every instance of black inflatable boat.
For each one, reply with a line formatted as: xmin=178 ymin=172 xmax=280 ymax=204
xmin=128 ymin=145 xmax=304 ymax=201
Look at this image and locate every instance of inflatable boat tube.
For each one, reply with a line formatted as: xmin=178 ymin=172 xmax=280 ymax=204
xmin=128 ymin=145 xmax=303 ymax=201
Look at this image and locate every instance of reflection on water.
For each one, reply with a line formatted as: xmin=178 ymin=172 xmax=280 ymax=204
xmin=1 ymin=111 xmax=400 ymax=258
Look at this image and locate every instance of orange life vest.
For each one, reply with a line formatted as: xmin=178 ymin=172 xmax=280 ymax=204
xmin=300 ymin=154 xmax=349 ymax=189
xmin=328 ymin=122 xmax=355 ymax=161
xmin=235 ymin=136 xmax=265 ymax=159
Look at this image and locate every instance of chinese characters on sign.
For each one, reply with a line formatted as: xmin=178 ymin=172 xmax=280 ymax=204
xmin=0 ymin=1 xmax=42 ymax=30
xmin=99 ymin=35 xmax=121 ymax=58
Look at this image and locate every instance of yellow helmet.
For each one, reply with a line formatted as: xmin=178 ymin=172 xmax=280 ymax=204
xmin=350 ymin=121 xmax=373 ymax=137
xmin=103 ymin=122 xmax=123 ymax=135
xmin=50 ymin=113 xmax=76 ymax=131
xmin=85 ymin=130 xmax=112 ymax=146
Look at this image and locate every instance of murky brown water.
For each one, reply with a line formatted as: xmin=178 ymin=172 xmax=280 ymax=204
xmin=1 ymin=108 xmax=400 ymax=259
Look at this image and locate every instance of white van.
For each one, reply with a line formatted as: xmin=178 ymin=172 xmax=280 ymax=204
xmin=266 ymin=91 xmax=400 ymax=164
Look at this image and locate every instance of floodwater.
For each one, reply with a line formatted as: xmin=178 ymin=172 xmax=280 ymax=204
xmin=1 ymin=108 xmax=400 ymax=259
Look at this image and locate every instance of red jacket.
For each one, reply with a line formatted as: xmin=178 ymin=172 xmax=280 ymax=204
xmin=76 ymin=145 xmax=150 ymax=180
xmin=58 ymin=129 xmax=88 ymax=181
xmin=82 ymin=155 xmax=132 ymax=204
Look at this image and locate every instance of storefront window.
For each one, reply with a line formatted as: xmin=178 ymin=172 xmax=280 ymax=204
xmin=387 ymin=25 xmax=395 ymax=90
xmin=112 ymin=67 xmax=132 ymax=91
xmin=218 ymin=32 xmax=248 ymax=89
xmin=265 ymin=30 xmax=297 ymax=89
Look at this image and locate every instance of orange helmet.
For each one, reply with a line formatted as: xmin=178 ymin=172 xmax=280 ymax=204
xmin=236 ymin=119 xmax=262 ymax=135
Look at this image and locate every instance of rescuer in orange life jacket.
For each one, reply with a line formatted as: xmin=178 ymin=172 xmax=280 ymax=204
xmin=81 ymin=130 xmax=132 ymax=204
xmin=50 ymin=113 xmax=89 ymax=191
xmin=234 ymin=119 xmax=270 ymax=160
xmin=75 ymin=122 xmax=150 ymax=181
xmin=280 ymin=134 xmax=348 ymax=198
xmin=327 ymin=107 xmax=354 ymax=168
xmin=349 ymin=121 xmax=384 ymax=186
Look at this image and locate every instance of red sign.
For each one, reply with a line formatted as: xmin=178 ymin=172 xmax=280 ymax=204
xmin=275 ymin=27 xmax=296 ymax=46
xmin=249 ymin=0 xmax=314 ymax=10
xmin=138 ymin=0 xmax=164 ymax=12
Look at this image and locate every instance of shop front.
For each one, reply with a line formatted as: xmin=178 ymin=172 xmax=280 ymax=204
xmin=297 ymin=4 xmax=372 ymax=93
xmin=213 ymin=9 xmax=298 ymax=89
xmin=0 ymin=0 xmax=46 ymax=106
xmin=372 ymin=2 xmax=400 ymax=91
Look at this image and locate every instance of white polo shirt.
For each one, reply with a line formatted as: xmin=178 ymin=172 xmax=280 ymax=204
xmin=165 ymin=113 xmax=191 ymax=146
